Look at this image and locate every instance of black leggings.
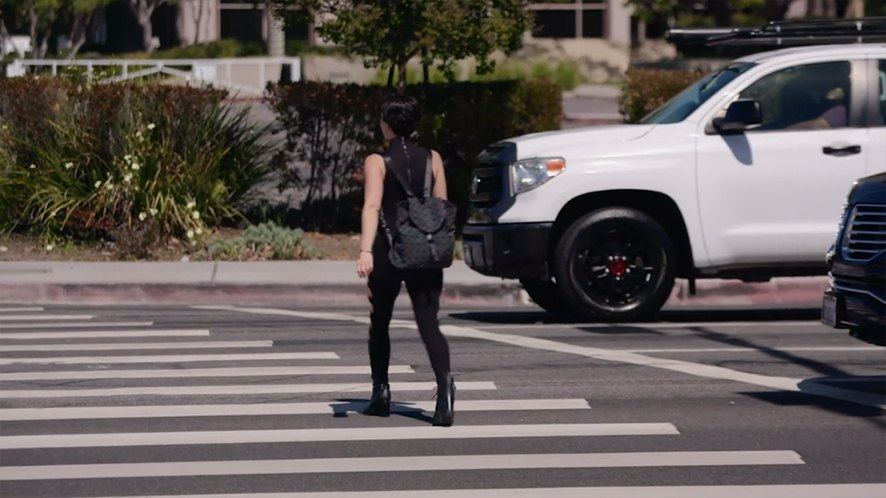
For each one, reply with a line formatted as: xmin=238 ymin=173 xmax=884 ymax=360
xmin=368 ymin=239 xmax=451 ymax=386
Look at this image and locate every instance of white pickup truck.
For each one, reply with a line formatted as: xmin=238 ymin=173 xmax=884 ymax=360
xmin=463 ymin=43 xmax=886 ymax=320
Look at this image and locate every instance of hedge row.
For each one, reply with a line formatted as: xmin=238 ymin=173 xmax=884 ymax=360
xmin=265 ymin=79 xmax=563 ymax=231
xmin=618 ymin=67 xmax=703 ymax=123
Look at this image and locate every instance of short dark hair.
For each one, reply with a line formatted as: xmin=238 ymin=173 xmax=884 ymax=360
xmin=381 ymin=94 xmax=420 ymax=137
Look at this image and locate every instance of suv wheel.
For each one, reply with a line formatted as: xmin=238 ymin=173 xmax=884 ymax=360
xmin=520 ymin=278 xmax=573 ymax=316
xmin=553 ymin=208 xmax=676 ymax=321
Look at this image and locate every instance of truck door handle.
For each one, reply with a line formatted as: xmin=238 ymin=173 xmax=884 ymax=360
xmin=823 ymin=145 xmax=861 ymax=156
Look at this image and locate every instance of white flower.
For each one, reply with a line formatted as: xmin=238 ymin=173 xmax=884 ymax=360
xmin=186 ymin=200 xmax=196 ymax=209
xmin=186 ymin=229 xmax=195 ymax=239
xmin=131 ymin=162 xmax=140 ymax=171
xmin=195 ymin=227 xmax=203 ymax=235
xmin=123 ymin=154 xmax=133 ymax=163
xmin=149 ymin=208 xmax=158 ymax=216
xmin=105 ymin=182 xmax=114 ymax=191
xmin=29 ymin=164 xmax=36 ymax=170
xmin=138 ymin=212 xmax=147 ymax=221
xmin=64 ymin=162 xmax=73 ymax=170
xmin=191 ymin=210 xmax=200 ymax=220
xmin=94 ymin=180 xmax=102 ymax=188
xmin=147 ymin=123 xmax=156 ymax=131
xmin=45 ymin=244 xmax=54 ymax=252
xmin=123 ymin=173 xmax=133 ymax=183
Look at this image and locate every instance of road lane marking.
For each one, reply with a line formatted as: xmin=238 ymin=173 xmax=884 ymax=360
xmin=0 ymin=314 xmax=93 ymax=321
xmin=0 ymin=321 xmax=153 ymax=329
xmin=0 ymin=451 xmax=803 ymax=480
xmin=0 ymin=399 xmax=590 ymax=421
xmin=0 ymin=307 xmax=44 ymax=313
xmin=0 ymin=365 xmax=413 ymax=381
xmin=0 ymin=381 xmax=497 ymax=399
xmin=473 ymin=321 xmax=818 ymax=330
xmin=95 ymin=484 xmax=886 ymax=498
xmin=201 ymin=306 xmax=886 ymax=411
xmin=0 ymin=423 xmax=677 ymax=449
xmin=622 ymin=346 xmax=884 ymax=353
xmin=0 ymin=341 xmax=274 ymax=352
xmin=0 ymin=329 xmax=207 ymax=339
xmin=0 ymin=352 xmax=339 ymax=365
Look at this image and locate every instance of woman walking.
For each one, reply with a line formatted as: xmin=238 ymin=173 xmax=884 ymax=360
xmin=356 ymin=94 xmax=455 ymax=427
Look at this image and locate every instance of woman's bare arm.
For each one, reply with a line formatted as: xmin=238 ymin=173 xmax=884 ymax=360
xmin=431 ymin=150 xmax=447 ymax=200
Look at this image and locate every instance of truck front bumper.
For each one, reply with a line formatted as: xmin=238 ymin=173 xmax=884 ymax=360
xmin=461 ymin=223 xmax=553 ymax=280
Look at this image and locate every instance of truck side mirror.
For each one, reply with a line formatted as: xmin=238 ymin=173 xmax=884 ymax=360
xmin=712 ymin=99 xmax=763 ymax=134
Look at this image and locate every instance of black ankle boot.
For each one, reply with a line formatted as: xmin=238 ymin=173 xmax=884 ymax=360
xmin=362 ymin=383 xmax=390 ymax=417
xmin=432 ymin=376 xmax=455 ymax=427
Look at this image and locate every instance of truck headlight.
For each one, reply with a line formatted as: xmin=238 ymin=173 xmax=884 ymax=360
xmin=510 ymin=157 xmax=566 ymax=195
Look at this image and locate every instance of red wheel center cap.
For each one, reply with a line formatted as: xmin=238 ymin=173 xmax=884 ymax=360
xmin=609 ymin=259 xmax=627 ymax=276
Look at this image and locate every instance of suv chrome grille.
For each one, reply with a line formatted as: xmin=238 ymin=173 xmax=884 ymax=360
xmin=841 ymin=204 xmax=886 ymax=261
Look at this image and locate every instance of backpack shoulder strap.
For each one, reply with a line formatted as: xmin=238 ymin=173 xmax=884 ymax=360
xmin=423 ymin=151 xmax=433 ymax=199
xmin=382 ymin=154 xmax=417 ymax=199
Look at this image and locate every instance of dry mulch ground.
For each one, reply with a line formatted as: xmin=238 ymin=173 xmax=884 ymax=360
xmin=0 ymin=231 xmax=362 ymax=262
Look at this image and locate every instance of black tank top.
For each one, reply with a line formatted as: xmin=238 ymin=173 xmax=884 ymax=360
xmin=380 ymin=137 xmax=431 ymax=231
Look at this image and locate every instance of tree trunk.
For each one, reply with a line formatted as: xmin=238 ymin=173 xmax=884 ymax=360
xmin=129 ymin=0 xmax=160 ymax=52
xmin=764 ymin=0 xmax=791 ymax=21
xmin=28 ymin=0 xmax=38 ymax=58
xmin=67 ymin=12 xmax=94 ymax=61
xmin=708 ymin=0 xmax=732 ymax=27
xmin=387 ymin=65 xmax=395 ymax=87
xmin=397 ymin=60 xmax=407 ymax=93
xmin=193 ymin=0 xmax=206 ymax=44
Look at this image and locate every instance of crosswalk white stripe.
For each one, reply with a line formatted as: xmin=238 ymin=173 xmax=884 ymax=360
xmin=0 ymin=365 xmax=413 ymax=381
xmin=0 ymin=399 xmax=591 ymax=421
xmin=98 ymin=484 xmax=886 ymax=498
xmin=0 ymin=451 xmax=803 ymax=480
xmin=0 ymin=381 xmax=497 ymax=398
xmin=475 ymin=321 xmax=817 ymax=330
xmin=0 ymin=321 xmax=153 ymax=329
xmin=0 ymin=307 xmax=44 ymax=313
xmin=0 ymin=352 xmax=339 ymax=365
xmin=0 ymin=341 xmax=274 ymax=352
xmin=0 ymin=329 xmax=207 ymax=339
xmin=0 ymin=314 xmax=93 ymax=321
xmin=0 ymin=423 xmax=675 ymax=450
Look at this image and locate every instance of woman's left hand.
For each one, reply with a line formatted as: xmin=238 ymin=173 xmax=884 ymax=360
xmin=357 ymin=252 xmax=374 ymax=279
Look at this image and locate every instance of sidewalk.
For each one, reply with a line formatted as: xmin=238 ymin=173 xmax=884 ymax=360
xmin=0 ymin=260 xmax=828 ymax=309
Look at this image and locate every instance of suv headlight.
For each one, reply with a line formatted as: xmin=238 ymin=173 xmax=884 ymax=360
xmin=510 ymin=157 xmax=566 ymax=195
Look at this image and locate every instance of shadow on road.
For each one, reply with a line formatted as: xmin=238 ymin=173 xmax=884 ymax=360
xmin=329 ymin=399 xmax=434 ymax=424
xmin=448 ymin=307 xmax=821 ymax=325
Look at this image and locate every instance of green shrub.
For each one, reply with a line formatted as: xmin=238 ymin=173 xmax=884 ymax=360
xmin=617 ymin=67 xmax=703 ymax=123
xmin=371 ymin=59 xmax=584 ymax=91
xmin=0 ymin=77 xmax=274 ymax=254
xmin=151 ymin=39 xmax=266 ymax=59
xmin=265 ymin=80 xmax=562 ymax=231
xmin=207 ymin=222 xmax=321 ymax=260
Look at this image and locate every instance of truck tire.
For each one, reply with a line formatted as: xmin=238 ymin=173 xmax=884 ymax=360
xmin=520 ymin=278 xmax=574 ymax=316
xmin=553 ymin=207 xmax=676 ymax=321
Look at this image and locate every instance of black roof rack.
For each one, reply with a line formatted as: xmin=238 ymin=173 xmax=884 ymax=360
xmin=666 ymin=17 xmax=886 ymax=47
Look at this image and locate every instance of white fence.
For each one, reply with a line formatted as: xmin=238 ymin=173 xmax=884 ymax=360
xmin=5 ymin=57 xmax=301 ymax=96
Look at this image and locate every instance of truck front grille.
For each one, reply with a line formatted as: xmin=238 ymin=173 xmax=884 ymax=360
xmin=470 ymin=166 xmax=504 ymax=208
xmin=842 ymin=204 xmax=886 ymax=261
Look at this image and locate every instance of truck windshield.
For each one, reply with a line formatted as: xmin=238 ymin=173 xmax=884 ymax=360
xmin=641 ymin=63 xmax=755 ymax=124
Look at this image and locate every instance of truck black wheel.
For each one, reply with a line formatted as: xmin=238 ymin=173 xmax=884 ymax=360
xmin=553 ymin=208 xmax=676 ymax=321
xmin=520 ymin=278 xmax=574 ymax=316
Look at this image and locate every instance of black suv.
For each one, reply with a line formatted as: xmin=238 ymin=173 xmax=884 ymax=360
xmin=822 ymin=172 xmax=886 ymax=346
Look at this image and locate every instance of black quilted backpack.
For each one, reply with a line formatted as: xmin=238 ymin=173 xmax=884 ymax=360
xmin=380 ymin=152 xmax=457 ymax=270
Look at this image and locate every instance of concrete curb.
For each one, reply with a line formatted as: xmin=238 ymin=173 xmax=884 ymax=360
xmin=0 ymin=277 xmax=829 ymax=310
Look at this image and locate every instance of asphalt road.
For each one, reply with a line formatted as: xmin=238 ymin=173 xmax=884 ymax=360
xmin=1 ymin=302 xmax=884 ymax=497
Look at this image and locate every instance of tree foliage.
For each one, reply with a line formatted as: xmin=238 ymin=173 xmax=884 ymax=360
xmin=268 ymin=0 xmax=533 ymax=89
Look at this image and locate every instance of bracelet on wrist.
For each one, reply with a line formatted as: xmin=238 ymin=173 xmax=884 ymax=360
xmin=360 ymin=250 xmax=372 ymax=254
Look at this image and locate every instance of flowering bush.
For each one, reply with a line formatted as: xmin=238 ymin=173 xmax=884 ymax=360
xmin=0 ymin=77 xmax=273 ymax=254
